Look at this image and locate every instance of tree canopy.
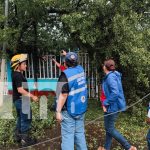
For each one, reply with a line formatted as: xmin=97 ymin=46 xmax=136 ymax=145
xmin=0 ymin=0 xmax=150 ymax=100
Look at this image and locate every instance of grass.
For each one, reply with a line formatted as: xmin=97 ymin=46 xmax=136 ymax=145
xmin=85 ymin=99 xmax=148 ymax=150
xmin=0 ymin=97 xmax=149 ymax=149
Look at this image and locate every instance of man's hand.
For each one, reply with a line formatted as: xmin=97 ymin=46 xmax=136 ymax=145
xmin=56 ymin=93 xmax=68 ymax=123
xmin=41 ymin=55 xmax=48 ymax=61
xmin=61 ymin=50 xmax=67 ymax=56
xmin=56 ymin=112 xmax=63 ymax=123
xmin=52 ymin=58 xmax=56 ymax=62
xmin=18 ymin=87 xmax=38 ymax=102
xmin=31 ymin=95 xmax=38 ymax=102
xmin=103 ymin=106 xmax=107 ymax=112
xmin=146 ymin=117 xmax=150 ymax=125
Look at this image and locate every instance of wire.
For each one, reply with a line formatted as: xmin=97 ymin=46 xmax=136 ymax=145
xmin=15 ymin=92 xmax=150 ymax=150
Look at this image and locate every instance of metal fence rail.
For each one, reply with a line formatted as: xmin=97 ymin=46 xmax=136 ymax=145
xmin=2 ymin=53 xmax=99 ymax=98
xmin=25 ymin=54 xmax=59 ymax=79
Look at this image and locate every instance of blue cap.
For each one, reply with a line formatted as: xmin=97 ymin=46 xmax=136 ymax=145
xmin=65 ymin=52 xmax=78 ymax=63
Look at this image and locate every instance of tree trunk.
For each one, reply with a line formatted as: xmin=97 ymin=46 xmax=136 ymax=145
xmin=0 ymin=0 xmax=9 ymax=107
xmin=0 ymin=56 xmax=6 ymax=107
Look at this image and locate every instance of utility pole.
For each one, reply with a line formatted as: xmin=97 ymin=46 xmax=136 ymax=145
xmin=0 ymin=0 xmax=9 ymax=107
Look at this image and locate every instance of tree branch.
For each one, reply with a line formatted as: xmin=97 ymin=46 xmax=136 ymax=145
xmin=47 ymin=7 xmax=71 ymax=15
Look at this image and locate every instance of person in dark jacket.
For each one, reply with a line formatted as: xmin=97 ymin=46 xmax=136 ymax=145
xmin=98 ymin=59 xmax=137 ymax=150
xmin=146 ymin=102 xmax=150 ymax=149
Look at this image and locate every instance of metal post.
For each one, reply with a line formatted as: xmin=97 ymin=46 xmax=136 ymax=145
xmin=39 ymin=58 xmax=41 ymax=78
xmin=27 ymin=55 xmax=30 ymax=78
xmin=50 ymin=55 xmax=53 ymax=78
xmin=42 ymin=59 xmax=45 ymax=78
xmin=87 ymin=54 xmax=90 ymax=98
xmin=81 ymin=53 xmax=83 ymax=67
xmin=46 ymin=55 xmax=49 ymax=78
xmin=95 ymin=68 xmax=98 ymax=98
xmin=54 ymin=56 xmax=57 ymax=78
xmin=59 ymin=54 xmax=61 ymax=76
xmin=31 ymin=54 xmax=34 ymax=78
xmin=84 ymin=53 xmax=87 ymax=77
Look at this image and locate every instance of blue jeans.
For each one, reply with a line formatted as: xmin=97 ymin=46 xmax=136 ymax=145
xmin=147 ymin=129 xmax=150 ymax=149
xmin=14 ymin=99 xmax=32 ymax=133
xmin=104 ymin=112 xmax=131 ymax=150
xmin=61 ymin=111 xmax=87 ymax=150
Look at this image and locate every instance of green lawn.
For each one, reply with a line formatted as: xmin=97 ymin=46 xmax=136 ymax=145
xmin=85 ymin=99 xmax=148 ymax=150
xmin=0 ymin=97 xmax=148 ymax=150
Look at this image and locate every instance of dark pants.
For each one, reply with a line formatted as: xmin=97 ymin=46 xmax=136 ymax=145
xmin=147 ymin=129 xmax=150 ymax=150
xmin=104 ymin=112 xmax=131 ymax=150
xmin=14 ymin=99 xmax=32 ymax=134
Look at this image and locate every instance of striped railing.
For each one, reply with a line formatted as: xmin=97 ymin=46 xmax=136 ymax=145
xmin=2 ymin=53 xmax=99 ymax=98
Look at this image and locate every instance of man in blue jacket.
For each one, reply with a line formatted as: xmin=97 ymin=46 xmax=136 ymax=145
xmin=55 ymin=52 xmax=88 ymax=150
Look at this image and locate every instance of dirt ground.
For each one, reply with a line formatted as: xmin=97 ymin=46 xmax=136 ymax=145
xmin=7 ymin=122 xmax=143 ymax=150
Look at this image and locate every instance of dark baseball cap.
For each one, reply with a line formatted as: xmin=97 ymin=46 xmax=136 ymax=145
xmin=65 ymin=52 xmax=78 ymax=63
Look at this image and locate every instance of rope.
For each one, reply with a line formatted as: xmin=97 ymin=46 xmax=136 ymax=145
xmin=15 ymin=92 xmax=150 ymax=150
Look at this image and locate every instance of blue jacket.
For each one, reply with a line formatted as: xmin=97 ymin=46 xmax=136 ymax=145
xmin=64 ymin=65 xmax=88 ymax=116
xmin=102 ymin=71 xmax=126 ymax=113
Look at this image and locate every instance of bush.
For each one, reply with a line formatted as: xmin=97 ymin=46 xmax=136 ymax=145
xmin=0 ymin=95 xmax=55 ymax=147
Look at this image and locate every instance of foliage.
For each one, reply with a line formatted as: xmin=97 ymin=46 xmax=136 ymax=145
xmin=0 ymin=96 xmax=55 ymax=147
xmin=0 ymin=0 xmax=149 ymax=108
xmin=0 ymin=99 xmax=148 ymax=149
xmin=85 ymin=99 xmax=148 ymax=150
xmin=0 ymin=1 xmax=149 ymax=149
xmin=59 ymin=0 xmax=150 ymax=99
